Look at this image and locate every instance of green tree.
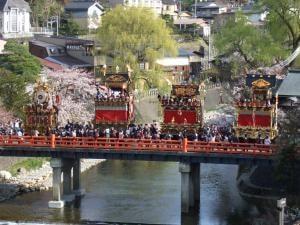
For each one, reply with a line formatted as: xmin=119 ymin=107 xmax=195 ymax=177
xmin=0 ymin=41 xmax=41 ymax=82
xmin=0 ymin=41 xmax=41 ymax=81
xmin=97 ymin=6 xmax=177 ymax=89
xmin=0 ymin=69 xmax=30 ymax=118
xmin=275 ymin=107 xmax=300 ymax=192
xmin=259 ymin=0 xmax=300 ymax=51
xmin=214 ymin=12 xmax=285 ymax=69
xmin=60 ymin=15 xmax=87 ymax=36
xmin=26 ymin=0 xmax=63 ymax=27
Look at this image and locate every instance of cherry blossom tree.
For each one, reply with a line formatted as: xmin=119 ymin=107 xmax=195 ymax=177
xmin=0 ymin=106 xmax=15 ymax=125
xmin=46 ymin=69 xmax=96 ymax=125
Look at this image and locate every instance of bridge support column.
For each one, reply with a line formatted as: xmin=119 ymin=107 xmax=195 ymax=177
xmin=73 ymin=158 xmax=85 ymax=196
xmin=191 ymin=163 xmax=200 ymax=203
xmin=48 ymin=158 xmax=64 ymax=208
xmin=62 ymin=158 xmax=75 ymax=202
xmin=179 ymin=162 xmax=200 ymax=214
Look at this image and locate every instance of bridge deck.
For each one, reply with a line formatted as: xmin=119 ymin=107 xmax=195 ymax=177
xmin=0 ymin=136 xmax=279 ymax=165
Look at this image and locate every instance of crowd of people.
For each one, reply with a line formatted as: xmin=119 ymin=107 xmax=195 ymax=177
xmin=0 ymin=120 xmax=24 ymax=136
xmin=0 ymin=120 xmax=272 ymax=145
xmin=95 ymin=86 xmax=129 ymax=101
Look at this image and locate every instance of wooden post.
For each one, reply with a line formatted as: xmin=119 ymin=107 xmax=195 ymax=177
xmin=183 ymin=138 xmax=188 ymax=153
xmin=51 ymin=134 xmax=56 ymax=149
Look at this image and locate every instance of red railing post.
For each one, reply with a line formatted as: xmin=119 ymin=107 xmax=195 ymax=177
xmin=183 ymin=138 xmax=188 ymax=153
xmin=51 ymin=134 xmax=56 ymax=149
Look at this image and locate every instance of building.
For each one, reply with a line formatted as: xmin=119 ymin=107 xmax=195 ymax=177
xmin=277 ymin=69 xmax=300 ymax=107
xmin=161 ymin=0 xmax=178 ymax=20
xmin=125 ymin=0 xmax=163 ymax=14
xmin=191 ymin=1 xmax=227 ymax=19
xmin=156 ymin=57 xmax=190 ymax=83
xmin=29 ymin=35 xmax=107 ymax=70
xmin=64 ymin=0 xmax=104 ymax=30
xmin=173 ymin=18 xmax=210 ymax=37
xmin=156 ymin=48 xmax=202 ymax=84
xmin=0 ymin=0 xmax=32 ymax=39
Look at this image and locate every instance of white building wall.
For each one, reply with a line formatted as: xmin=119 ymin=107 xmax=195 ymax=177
xmin=0 ymin=7 xmax=31 ymax=38
xmin=87 ymin=3 xmax=104 ymax=29
xmin=126 ymin=0 xmax=162 ymax=14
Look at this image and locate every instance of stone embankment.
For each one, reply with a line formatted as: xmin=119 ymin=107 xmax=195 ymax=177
xmin=0 ymin=159 xmax=104 ymax=202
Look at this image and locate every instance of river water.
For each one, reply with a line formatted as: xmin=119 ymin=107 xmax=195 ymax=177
xmin=0 ymin=160 xmax=272 ymax=225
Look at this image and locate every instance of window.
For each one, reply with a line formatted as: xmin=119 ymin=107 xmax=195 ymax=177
xmin=10 ymin=9 xmax=18 ymax=32
xmin=0 ymin=17 xmax=2 ymax=31
xmin=21 ymin=12 xmax=25 ymax=32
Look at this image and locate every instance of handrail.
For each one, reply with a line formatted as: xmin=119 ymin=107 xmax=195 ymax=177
xmin=0 ymin=135 xmax=279 ymax=156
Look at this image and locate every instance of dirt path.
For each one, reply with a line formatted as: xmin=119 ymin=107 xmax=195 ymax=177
xmin=204 ymin=87 xmax=232 ymax=111
xmin=135 ymin=96 xmax=160 ymax=123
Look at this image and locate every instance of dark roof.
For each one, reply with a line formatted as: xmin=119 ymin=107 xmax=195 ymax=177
xmin=246 ymin=74 xmax=277 ymax=88
xmin=65 ymin=0 xmax=103 ymax=11
xmin=162 ymin=0 xmax=176 ymax=5
xmin=192 ymin=1 xmax=222 ymax=8
xmin=46 ymin=55 xmax=92 ymax=68
xmin=277 ymin=69 xmax=300 ymax=97
xmin=0 ymin=0 xmax=31 ymax=12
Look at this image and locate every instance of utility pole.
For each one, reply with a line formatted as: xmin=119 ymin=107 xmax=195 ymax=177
xmin=208 ymin=21 xmax=211 ymax=69
xmin=194 ymin=0 xmax=197 ymax=18
xmin=277 ymin=198 xmax=286 ymax=225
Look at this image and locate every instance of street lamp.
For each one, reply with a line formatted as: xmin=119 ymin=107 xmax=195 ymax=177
xmin=277 ymin=198 xmax=286 ymax=225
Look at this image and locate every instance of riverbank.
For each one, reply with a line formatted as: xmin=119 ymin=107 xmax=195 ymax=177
xmin=0 ymin=159 xmax=104 ymax=202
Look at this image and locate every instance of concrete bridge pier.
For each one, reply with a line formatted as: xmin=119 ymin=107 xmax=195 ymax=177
xmin=62 ymin=158 xmax=75 ymax=202
xmin=179 ymin=162 xmax=200 ymax=213
xmin=49 ymin=158 xmax=83 ymax=208
xmin=73 ymin=158 xmax=85 ymax=197
xmin=48 ymin=158 xmax=64 ymax=208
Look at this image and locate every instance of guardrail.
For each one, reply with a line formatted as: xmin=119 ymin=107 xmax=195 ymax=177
xmin=0 ymin=135 xmax=277 ymax=156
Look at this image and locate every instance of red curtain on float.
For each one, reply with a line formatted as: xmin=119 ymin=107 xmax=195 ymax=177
xmin=238 ymin=114 xmax=253 ymax=126
xmin=164 ymin=110 xmax=197 ymax=124
xmin=255 ymin=115 xmax=271 ymax=127
xmin=238 ymin=114 xmax=271 ymax=127
xmin=95 ymin=110 xmax=128 ymax=122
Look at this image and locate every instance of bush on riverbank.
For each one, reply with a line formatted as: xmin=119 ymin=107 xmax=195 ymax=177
xmin=9 ymin=158 xmax=48 ymax=176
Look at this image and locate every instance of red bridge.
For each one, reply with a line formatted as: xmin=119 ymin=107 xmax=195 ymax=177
xmin=0 ymin=135 xmax=278 ymax=164
xmin=0 ymin=135 xmax=294 ymax=212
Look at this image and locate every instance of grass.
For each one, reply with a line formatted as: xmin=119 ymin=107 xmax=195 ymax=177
xmin=9 ymin=158 xmax=48 ymax=176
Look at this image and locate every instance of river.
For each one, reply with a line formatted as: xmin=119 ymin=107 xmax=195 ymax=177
xmin=0 ymin=160 xmax=272 ymax=225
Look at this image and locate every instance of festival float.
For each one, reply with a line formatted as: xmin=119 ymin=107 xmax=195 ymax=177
xmin=94 ymin=67 xmax=134 ymax=128
xmin=159 ymin=84 xmax=204 ymax=135
xmin=24 ymin=81 xmax=59 ymax=135
xmin=234 ymin=74 xmax=278 ymax=140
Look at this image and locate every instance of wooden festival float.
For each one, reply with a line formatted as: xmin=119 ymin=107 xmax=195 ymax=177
xmin=94 ymin=67 xmax=134 ymax=129
xmin=234 ymin=74 xmax=278 ymax=140
xmin=159 ymin=84 xmax=204 ymax=135
xmin=24 ymin=81 xmax=59 ymax=135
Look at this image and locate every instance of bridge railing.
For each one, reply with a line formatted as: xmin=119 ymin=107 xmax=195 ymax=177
xmin=0 ymin=136 xmax=277 ymax=156
xmin=187 ymin=141 xmax=275 ymax=155
xmin=55 ymin=137 xmax=183 ymax=151
xmin=0 ymin=136 xmax=51 ymax=147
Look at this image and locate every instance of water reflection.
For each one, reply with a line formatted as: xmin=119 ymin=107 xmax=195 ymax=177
xmin=0 ymin=161 xmax=272 ymax=225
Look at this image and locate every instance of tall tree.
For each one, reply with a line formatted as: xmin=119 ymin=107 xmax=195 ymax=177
xmin=26 ymin=0 xmax=63 ymax=27
xmin=0 ymin=41 xmax=41 ymax=82
xmin=259 ymin=0 xmax=300 ymax=51
xmin=214 ymin=12 xmax=286 ymax=69
xmin=97 ymin=6 xmax=177 ymax=89
xmin=0 ymin=69 xmax=30 ymax=118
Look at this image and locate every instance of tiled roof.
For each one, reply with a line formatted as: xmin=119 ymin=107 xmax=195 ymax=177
xmin=0 ymin=0 xmax=31 ymax=12
xmin=277 ymin=69 xmax=300 ymax=97
xmin=162 ymin=0 xmax=176 ymax=5
xmin=65 ymin=0 xmax=103 ymax=11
